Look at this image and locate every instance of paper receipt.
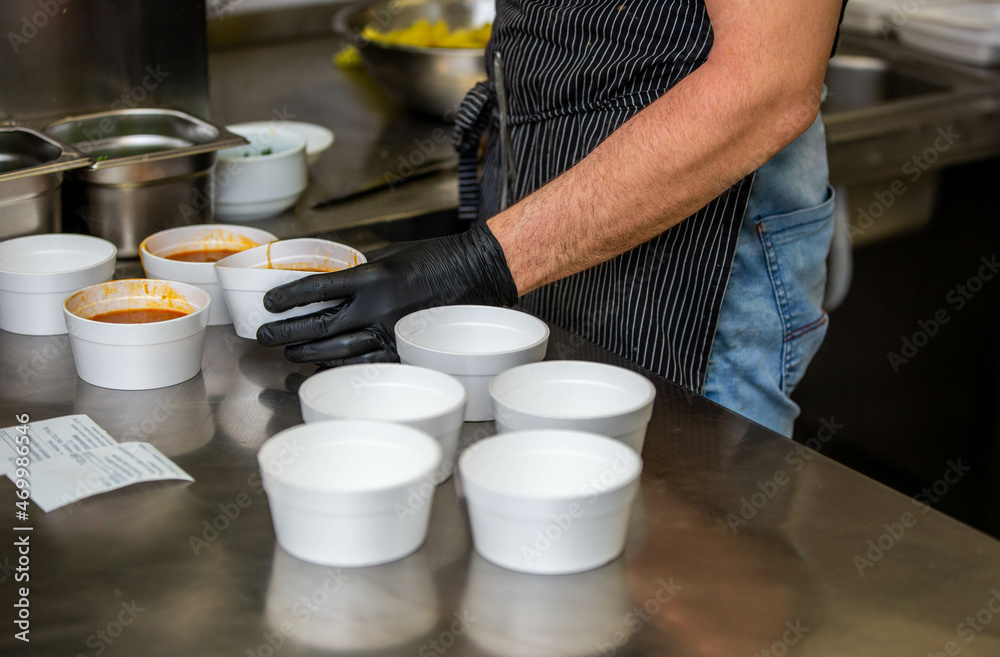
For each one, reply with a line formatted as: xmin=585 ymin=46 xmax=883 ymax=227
xmin=0 ymin=415 xmax=194 ymax=512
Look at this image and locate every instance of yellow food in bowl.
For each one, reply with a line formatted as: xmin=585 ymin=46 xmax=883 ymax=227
xmin=363 ymin=18 xmax=491 ymax=48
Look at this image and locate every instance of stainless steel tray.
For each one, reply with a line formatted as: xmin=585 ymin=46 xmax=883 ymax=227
xmin=43 ymin=108 xmax=246 ymax=173
xmin=0 ymin=127 xmax=90 ymax=183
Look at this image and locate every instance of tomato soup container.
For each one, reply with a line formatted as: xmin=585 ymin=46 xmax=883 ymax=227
xmin=258 ymin=420 xmax=442 ymax=567
xmin=459 ymin=430 xmax=642 ymax=575
xmin=298 ymin=363 xmax=467 ymax=482
xmin=139 ymin=224 xmax=278 ymax=326
xmin=63 ymin=279 xmax=210 ymax=390
xmin=214 ymin=238 xmax=365 ymax=339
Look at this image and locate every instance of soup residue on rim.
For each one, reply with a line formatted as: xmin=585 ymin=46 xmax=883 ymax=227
xmin=147 ymin=227 xmax=267 ymax=264
xmin=69 ymin=279 xmax=199 ymax=323
xmin=262 ymin=241 xmax=345 ymax=273
xmin=258 ymin=262 xmax=343 ymax=272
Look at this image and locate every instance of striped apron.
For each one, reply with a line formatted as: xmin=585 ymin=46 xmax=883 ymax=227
xmin=453 ymin=1 xmax=829 ymax=393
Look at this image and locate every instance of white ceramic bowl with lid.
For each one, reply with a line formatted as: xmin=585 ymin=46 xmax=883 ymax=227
xmin=0 ymin=233 xmax=116 ymax=335
xmin=459 ymin=430 xmax=642 ymax=575
xmin=214 ymin=238 xmax=365 ymax=339
xmin=298 ymin=363 xmax=466 ymax=482
xmin=62 ymin=279 xmax=210 ymax=390
xmin=394 ymin=305 xmax=549 ymax=421
xmin=258 ymin=420 xmax=443 ymax=567
xmin=139 ymin=224 xmax=278 ymax=326
xmin=490 ymin=360 xmax=657 ymax=452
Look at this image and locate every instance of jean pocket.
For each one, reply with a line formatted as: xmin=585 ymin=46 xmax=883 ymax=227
xmin=755 ymin=186 xmax=836 ymax=393
xmin=758 ymin=186 xmax=837 ymax=247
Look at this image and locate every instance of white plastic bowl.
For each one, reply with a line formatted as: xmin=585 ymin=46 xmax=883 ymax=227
xmin=258 ymin=420 xmax=443 ymax=567
xmin=139 ymin=224 xmax=278 ymax=326
xmin=0 ymin=234 xmax=116 ymax=335
xmin=490 ymin=360 xmax=657 ymax=452
xmin=229 ymin=121 xmax=334 ymax=167
xmin=62 ymin=279 xmax=210 ymax=390
xmin=298 ymin=364 xmax=466 ymax=482
xmin=215 ymin=125 xmax=308 ymax=221
xmin=459 ymin=430 xmax=642 ymax=575
xmin=395 ymin=305 xmax=549 ymax=421
xmin=214 ymin=238 xmax=365 ymax=340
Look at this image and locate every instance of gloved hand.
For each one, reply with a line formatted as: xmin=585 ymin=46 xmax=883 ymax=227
xmin=256 ymin=223 xmax=518 ymax=367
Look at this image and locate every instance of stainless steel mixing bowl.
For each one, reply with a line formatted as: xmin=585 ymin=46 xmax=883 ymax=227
xmin=334 ymin=0 xmax=494 ymax=119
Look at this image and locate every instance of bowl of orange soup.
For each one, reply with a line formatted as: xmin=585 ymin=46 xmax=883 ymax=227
xmin=63 ymin=279 xmax=210 ymax=390
xmin=140 ymin=224 xmax=278 ymax=326
xmin=214 ymin=238 xmax=366 ymax=340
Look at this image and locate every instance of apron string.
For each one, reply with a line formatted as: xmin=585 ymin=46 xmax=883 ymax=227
xmin=451 ymin=80 xmax=496 ymax=222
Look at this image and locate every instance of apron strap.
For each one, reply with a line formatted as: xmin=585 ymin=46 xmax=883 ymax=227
xmin=451 ymin=81 xmax=496 ymax=222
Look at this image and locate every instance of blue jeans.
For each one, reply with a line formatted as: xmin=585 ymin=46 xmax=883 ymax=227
xmin=702 ymin=112 xmax=836 ymax=437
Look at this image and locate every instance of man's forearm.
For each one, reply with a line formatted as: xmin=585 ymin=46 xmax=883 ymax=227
xmin=487 ymin=0 xmax=843 ymax=296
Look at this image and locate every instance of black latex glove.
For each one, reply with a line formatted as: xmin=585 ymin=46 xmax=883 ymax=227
xmin=256 ymin=223 xmax=518 ymax=367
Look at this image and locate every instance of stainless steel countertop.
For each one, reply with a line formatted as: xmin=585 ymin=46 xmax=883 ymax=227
xmin=1 ymin=323 xmax=999 ymax=656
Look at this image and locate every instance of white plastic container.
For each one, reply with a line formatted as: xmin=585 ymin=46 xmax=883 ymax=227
xmin=258 ymin=420 xmax=443 ymax=567
xmin=229 ymin=121 xmax=334 ymax=167
xmin=490 ymin=360 xmax=656 ymax=453
xmin=0 ymin=234 xmax=116 ymax=335
xmin=214 ymin=238 xmax=365 ymax=339
xmin=298 ymin=364 xmax=466 ymax=482
xmin=139 ymin=224 xmax=277 ymax=326
xmin=898 ymin=4 xmax=1000 ymax=66
xmin=216 ymin=125 xmax=308 ymax=221
xmin=62 ymin=279 xmax=210 ymax=390
xmin=459 ymin=430 xmax=642 ymax=575
xmin=395 ymin=305 xmax=549 ymax=421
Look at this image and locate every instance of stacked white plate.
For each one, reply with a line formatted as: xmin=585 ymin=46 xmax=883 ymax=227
xmin=842 ymin=0 xmax=903 ymax=35
xmin=841 ymin=0 xmax=970 ymax=36
xmin=897 ymin=3 xmax=1000 ymax=66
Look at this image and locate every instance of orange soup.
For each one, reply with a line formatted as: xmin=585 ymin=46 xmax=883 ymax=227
xmin=166 ymin=249 xmax=242 ymax=263
xmin=90 ymin=309 xmax=189 ymax=324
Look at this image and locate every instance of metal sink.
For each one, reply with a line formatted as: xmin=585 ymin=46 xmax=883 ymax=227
xmin=824 ymin=55 xmax=952 ymax=115
xmin=819 ymin=36 xmax=1000 ymax=251
xmin=822 ymin=35 xmax=1000 ymax=185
